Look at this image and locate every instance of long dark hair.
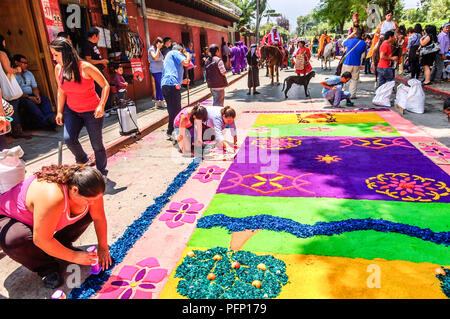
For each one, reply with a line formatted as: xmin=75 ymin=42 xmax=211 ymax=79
xmin=50 ymin=37 xmax=82 ymax=83
xmin=189 ymin=105 xmax=208 ymax=123
xmin=35 ymin=164 xmax=105 ymax=198
xmin=0 ymin=34 xmax=11 ymax=59
xmin=424 ymin=25 xmax=437 ymax=42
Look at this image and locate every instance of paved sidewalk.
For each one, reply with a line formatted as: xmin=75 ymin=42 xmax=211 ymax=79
xmin=395 ymin=72 xmax=450 ymax=98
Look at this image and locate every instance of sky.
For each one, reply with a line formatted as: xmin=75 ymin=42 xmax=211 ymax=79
xmin=266 ymin=0 xmax=420 ymax=32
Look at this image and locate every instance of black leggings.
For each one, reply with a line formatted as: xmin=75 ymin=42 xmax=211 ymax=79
xmin=0 ymin=213 xmax=92 ymax=277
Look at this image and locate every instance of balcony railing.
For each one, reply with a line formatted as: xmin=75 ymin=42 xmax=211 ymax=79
xmin=211 ymin=0 xmax=243 ymax=16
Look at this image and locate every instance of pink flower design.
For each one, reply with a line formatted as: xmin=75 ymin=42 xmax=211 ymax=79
xmin=159 ymin=198 xmax=204 ymax=228
xmin=303 ymin=126 xmax=336 ymax=132
xmin=252 ymin=126 xmax=271 ymax=134
xmin=371 ymin=125 xmax=395 ymax=133
xmin=420 ymin=145 xmax=450 ymax=160
xmin=193 ymin=165 xmax=226 ymax=183
xmin=98 ymin=258 xmax=167 ymax=299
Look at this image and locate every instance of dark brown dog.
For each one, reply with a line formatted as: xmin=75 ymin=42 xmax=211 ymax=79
xmin=282 ymin=71 xmax=315 ymax=99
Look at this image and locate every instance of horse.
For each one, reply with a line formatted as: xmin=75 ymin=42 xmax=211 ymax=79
xmin=260 ymin=45 xmax=283 ymax=85
xmin=320 ymin=42 xmax=336 ymax=70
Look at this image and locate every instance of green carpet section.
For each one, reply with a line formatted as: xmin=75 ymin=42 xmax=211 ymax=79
xmin=187 ymin=228 xmax=450 ymax=265
xmin=203 ymin=194 xmax=450 ymax=233
xmin=248 ymin=123 xmax=401 ymax=137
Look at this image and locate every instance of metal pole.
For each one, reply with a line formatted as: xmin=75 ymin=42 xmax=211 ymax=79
xmin=256 ymin=0 xmax=260 ymax=45
xmin=140 ymin=0 xmax=151 ymax=51
xmin=58 ymin=141 xmax=63 ymax=166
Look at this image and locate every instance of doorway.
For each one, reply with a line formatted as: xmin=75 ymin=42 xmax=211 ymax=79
xmin=181 ymin=32 xmax=190 ymax=47
xmin=0 ymin=0 xmax=53 ymax=102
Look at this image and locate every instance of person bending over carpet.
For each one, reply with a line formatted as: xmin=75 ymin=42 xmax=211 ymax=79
xmin=320 ymin=72 xmax=354 ymax=107
xmin=204 ymin=105 xmax=237 ymax=152
xmin=173 ymin=105 xmax=208 ymax=156
xmin=0 ymin=165 xmax=111 ymax=289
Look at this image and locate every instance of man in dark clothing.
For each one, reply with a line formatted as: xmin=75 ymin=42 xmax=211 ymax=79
xmin=161 ymin=37 xmax=172 ymax=57
xmin=83 ymin=27 xmax=112 ymax=114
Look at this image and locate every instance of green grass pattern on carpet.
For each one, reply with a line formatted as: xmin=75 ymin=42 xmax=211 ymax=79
xmin=249 ymin=123 xmax=401 ymax=138
xmin=202 ymin=194 xmax=449 ymax=233
xmin=188 ymin=228 xmax=450 ymax=265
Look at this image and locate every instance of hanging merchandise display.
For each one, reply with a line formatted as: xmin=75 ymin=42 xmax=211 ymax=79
xmin=131 ymin=58 xmax=144 ymax=82
xmin=114 ymin=0 xmax=129 ymax=25
xmin=40 ymin=0 xmax=64 ymax=42
xmin=126 ymin=33 xmax=144 ymax=60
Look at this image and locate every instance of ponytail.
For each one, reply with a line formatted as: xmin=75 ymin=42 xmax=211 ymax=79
xmin=35 ymin=164 xmax=105 ymax=197
xmin=189 ymin=104 xmax=208 ymax=123
xmin=221 ymin=106 xmax=236 ymax=119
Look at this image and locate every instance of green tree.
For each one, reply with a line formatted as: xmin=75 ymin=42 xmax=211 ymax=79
xmin=312 ymin=0 xmax=356 ymax=34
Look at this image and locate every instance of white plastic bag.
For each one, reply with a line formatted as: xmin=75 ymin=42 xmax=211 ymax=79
xmin=372 ymin=81 xmax=395 ymax=107
xmin=0 ymin=146 xmax=26 ymax=194
xmin=405 ymin=79 xmax=425 ymax=114
xmin=0 ymin=64 xmax=23 ymax=101
xmin=395 ymin=84 xmax=410 ymax=109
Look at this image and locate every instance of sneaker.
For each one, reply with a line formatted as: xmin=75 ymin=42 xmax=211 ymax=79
xmin=109 ymin=109 xmax=117 ymax=115
xmin=103 ymin=112 xmax=111 ymax=118
xmin=42 ymin=272 xmax=63 ymax=289
xmin=102 ymin=175 xmax=108 ymax=185
xmin=166 ymin=133 xmax=174 ymax=141
xmin=346 ymin=101 xmax=355 ymax=107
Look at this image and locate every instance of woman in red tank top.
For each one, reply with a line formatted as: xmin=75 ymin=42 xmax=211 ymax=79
xmin=50 ymin=38 xmax=110 ymax=178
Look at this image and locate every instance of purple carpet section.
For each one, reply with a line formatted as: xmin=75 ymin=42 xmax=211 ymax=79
xmin=217 ymin=136 xmax=450 ymax=203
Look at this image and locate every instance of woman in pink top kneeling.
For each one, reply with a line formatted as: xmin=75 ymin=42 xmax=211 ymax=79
xmin=0 ymin=165 xmax=111 ymax=289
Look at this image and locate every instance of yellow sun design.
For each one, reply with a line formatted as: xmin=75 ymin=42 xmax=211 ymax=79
xmin=315 ymin=154 xmax=342 ymax=164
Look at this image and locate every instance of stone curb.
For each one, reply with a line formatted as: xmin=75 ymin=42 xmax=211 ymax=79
xmin=395 ymin=76 xmax=450 ymax=98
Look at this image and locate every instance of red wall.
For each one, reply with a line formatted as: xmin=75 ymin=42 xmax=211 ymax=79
xmin=147 ymin=19 xmax=231 ymax=82
xmin=147 ymin=0 xmax=234 ymax=28
xmin=89 ymin=0 xmax=153 ymax=101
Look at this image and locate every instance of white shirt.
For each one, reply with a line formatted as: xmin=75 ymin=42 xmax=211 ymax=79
xmin=380 ymin=21 xmax=396 ymax=36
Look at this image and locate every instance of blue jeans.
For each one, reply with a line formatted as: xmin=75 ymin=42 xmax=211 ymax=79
xmin=211 ymin=89 xmax=225 ymax=106
xmin=63 ymin=106 xmax=108 ymax=176
xmin=377 ymin=68 xmax=394 ymax=88
xmin=151 ymin=72 xmax=164 ymax=101
xmin=19 ymin=96 xmax=54 ymax=129
xmin=324 ymin=86 xmax=351 ymax=107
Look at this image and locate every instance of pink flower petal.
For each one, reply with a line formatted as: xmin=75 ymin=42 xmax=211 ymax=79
xmin=143 ymin=268 xmax=168 ymax=283
xmin=117 ymin=266 xmax=139 ymax=281
xmin=187 ymin=203 xmax=204 ymax=212
xmin=181 ymin=214 xmax=197 ymax=224
xmin=159 ymin=213 xmax=175 ymax=221
xmin=181 ymin=198 xmax=198 ymax=204
xmin=165 ymin=220 xmax=184 ymax=228
xmin=137 ymin=257 xmax=160 ymax=269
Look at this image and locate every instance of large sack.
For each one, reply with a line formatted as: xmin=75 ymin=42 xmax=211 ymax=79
xmin=0 ymin=146 xmax=25 ymax=194
xmin=395 ymin=84 xmax=410 ymax=109
xmin=372 ymin=81 xmax=395 ymax=107
xmin=405 ymin=79 xmax=425 ymax=114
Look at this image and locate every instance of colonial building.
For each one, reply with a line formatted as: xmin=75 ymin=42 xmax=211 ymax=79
xmin=0 ymin=0 xmax=240 ymax=106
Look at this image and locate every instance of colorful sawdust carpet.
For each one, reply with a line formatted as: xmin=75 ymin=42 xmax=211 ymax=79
xmin=72 ymin=110 xmax=449 ymax=299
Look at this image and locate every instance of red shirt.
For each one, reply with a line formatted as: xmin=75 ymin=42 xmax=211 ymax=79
xmin=377 ymin=41 xmax=392 ymax=69
xmin=59 ymin=62 xmax=100 ymax=113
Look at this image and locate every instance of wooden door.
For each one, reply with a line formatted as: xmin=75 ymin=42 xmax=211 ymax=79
xmin=0 ymin=0 xmax=53 ymax=104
